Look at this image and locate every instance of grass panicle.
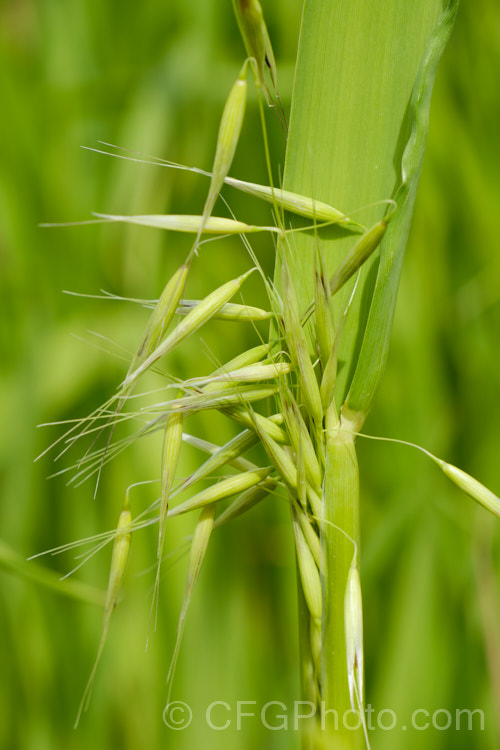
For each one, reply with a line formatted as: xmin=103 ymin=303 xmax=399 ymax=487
xmin=44 ymin=3 xmax=496 ymax=747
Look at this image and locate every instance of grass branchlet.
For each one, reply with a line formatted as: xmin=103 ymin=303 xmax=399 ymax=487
xmin=44 ymin=4 xmax=495 ymax=746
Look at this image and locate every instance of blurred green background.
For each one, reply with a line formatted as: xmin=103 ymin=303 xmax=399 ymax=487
xmin=1 ymin=1 xmax=499 ymax=748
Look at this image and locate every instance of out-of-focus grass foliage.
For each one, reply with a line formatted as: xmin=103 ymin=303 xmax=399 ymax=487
xmin=0 ymin=1 xmax=498 ymax=748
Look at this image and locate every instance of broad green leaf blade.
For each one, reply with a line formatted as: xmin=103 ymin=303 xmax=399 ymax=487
xmin=282 ymin=0 xmax=452 ymax=403
xmin=344 ymin=0 xmax=459 ymax=423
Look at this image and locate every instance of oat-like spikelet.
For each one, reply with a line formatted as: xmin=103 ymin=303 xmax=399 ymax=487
xmin=177 ymin=300 xmax=273 ymax=321
xmin=123 ymin=269 xmax=256 ymax=387
xmin=281 ymin=391 xmax=322 ymax=491
xmin=328 ymin=205 xmax=396 ymax=296
xmin=166 ymin=503 xmax=217 ymax=704
xmin=314 ymin=247 xmax=335 ymax=369
xmin=215 ymin=478 xmax=278 ymax=526
xmin=232 ymin=0 xmax=277 ymax=103
xmin=344 ymin=563 xmax=364 ymax=712
xmin=281 ymin=260 xmax=323 ymax=427
xmin=438 ymin=461 xmax=500 ymax=518
xmin=150 ymin=402 xmax=184 ymax=630
xmin=94 ymin=212 xmax=279 ymax=235
xmin=225 ymin=176 xmax=364 ymax=230
xmin=169 ymin=467 xmax=271 ymax=517
xmin=291 ymin=506 xmax=322 ymax=625
xmin=134 ymin=263 xmax=190 ymax=365
xmin=197 ymin=62 xmax=249 ymax=241
xmin=74 ymin=498 xmax=132 ymax=727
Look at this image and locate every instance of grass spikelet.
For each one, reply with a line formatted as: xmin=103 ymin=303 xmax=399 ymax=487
xmin=151 ymin=404 xmax=184 ymax=630
xmin=297 ymin=201 xmax=396 ymax=331
xmin=135 ymin=263 xmax=190 ymax=364
xmin=281 ymin=391 xmax=322 ymax=491
xmin=281 ymin=259 xmax=323 ymax=427
xmin=211 ymin=342 xmax=273 ymax=374
xmin=94 ymin=213 xmax=280 ymax=235
xmin=197 ymin=62 xmax=248 ymax=243
xmin=166 ymin=503 xmax=216 ymax=703
xmin=344 ymin=561 xmax=371 ymax=748
xmin=123 ymin=269 xmax=256 ymax=387
xmin=321 ymin=274 xmax=360 ymax=413
xmin=95 ymin=263 xmax=190 ymax=495
xmin=74 ymin=497 xmax=132 ymax=728
xmin=296 ymin=434 xmax=307 ymax=508
xmin=328 ymin=203 xmax=396 ymax=297
xmin=154 ymin=384 xmax=279 ymax=416
xmin=214 ymin=477 xmax=278 ymax=526
xmin=344 ymin=563 xmax=364 ymax=712
xmin=291 ymin=506 xmax=322 ymax=624
xmin=177 ymin=300 xmax=273 ymax=321
xmin=225 ymin=176 xmax=364 ymax=230
xmin=250 ymin=412 xmax=298 ymax=491
xmin=225 ymin=406 xmax=288 ymax=443
xmin=231 ymin=0 xmax=277 ymax=104
xmin=437 ymin=461 xmax=500 ymax=518
xmin=296 ymin=506 xmax=321 ymax=568
xmin=314 ymin=246 xmax=335 ymax=368
xmin=185 ymin=362 xmax=292 ymax=388
xmin=169 ymin=467 xmax=271 ymax=518
xmin=320 ymin=346 xmax=338 ymax=413
xmin=180 ymin=429 xmax=259 ymax=492
xmin=182 ymin=431 xmax=259 ymax=474
xmin=89 ymin=147 xmax=364 ymax=231
xmin=348 ymin=430 xmax=500 ymax=521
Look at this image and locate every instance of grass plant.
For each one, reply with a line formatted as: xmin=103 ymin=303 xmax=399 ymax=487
xmin=2 ymin=1 xmax=499 ymax=749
